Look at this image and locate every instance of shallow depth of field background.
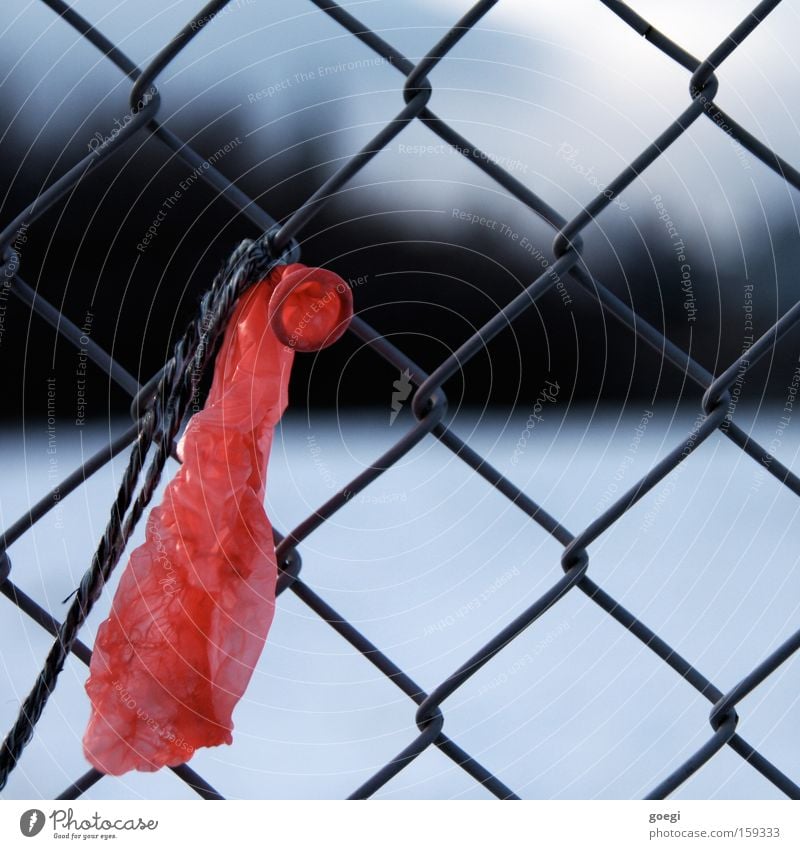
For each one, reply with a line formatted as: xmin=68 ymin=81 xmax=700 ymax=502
xmin=1 ymin=0 xmax=800 ymax=799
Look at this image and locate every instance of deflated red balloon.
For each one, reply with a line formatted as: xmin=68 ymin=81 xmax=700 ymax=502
xmin=83 ymin=263 xmax=352 ymax=775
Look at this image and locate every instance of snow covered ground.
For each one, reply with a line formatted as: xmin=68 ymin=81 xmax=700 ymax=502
xmin=1 ymin=404 xmax=799 ymax=800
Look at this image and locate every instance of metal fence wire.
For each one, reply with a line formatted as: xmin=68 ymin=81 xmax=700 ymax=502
xmin=1 ymin=0 xmax=800 ymax=802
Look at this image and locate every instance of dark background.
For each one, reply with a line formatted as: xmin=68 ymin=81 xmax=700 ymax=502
xmin=2 ymin=0 xmax=799 ymax=419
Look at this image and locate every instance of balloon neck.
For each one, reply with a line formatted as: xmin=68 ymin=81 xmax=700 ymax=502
xmin=266 ymin=264 xmax=353 ymax=352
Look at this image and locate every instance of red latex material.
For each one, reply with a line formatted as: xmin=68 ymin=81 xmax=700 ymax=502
xmin=268 ymin=265 xmax=353 ymax=351
xmin=83 ymin=263 xmax=351 ymax=774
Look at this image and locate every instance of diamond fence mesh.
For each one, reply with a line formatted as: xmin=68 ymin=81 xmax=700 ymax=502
xmin=1 ymin=0 xmax=800 ymax=801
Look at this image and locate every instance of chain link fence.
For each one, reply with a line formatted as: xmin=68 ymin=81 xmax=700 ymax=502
xmin=1 ymin=0 xmax=800 ymax=800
